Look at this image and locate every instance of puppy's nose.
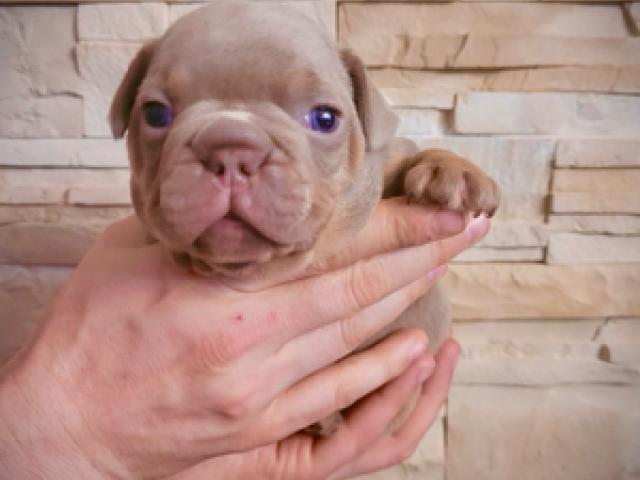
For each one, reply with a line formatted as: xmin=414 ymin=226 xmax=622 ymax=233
xmin=191 ymin=117 xmax=272 ymax=180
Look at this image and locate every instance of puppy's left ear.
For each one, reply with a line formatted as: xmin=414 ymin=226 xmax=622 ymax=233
xmin=340 ymin=49 xmax=398 ymax=152
xmin=109 ymin=39 xmax=159 ymax=138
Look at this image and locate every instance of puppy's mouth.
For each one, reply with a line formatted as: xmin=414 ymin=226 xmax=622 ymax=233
xmin=192 ymin=212 xmax=295 ymax=269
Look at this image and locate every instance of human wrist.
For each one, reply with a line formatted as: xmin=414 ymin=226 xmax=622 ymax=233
xmin=0 ymin=356 xmax=109 ymax=479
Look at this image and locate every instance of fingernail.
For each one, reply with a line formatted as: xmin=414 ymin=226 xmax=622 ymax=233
xmin=426 ymin=264 xmax=448 ymax=282
xmin=465 ymin=215 xmax=490 ymax=243
xmin=408 ymin=338 xmax=427 ymax=360
xmin=433 ymin=211 xmax=465 ymax=237
xmin=416 ymin=356 xmax=436 ymax=383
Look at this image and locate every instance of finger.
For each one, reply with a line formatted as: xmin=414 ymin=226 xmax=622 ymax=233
xmin=255 ymin=329 xmax=430 ymax=442
xmin=252 ymin=267 xmax=446 ymax=404
xmin=306 ymin=198 xmax=465 ymax=275
xmin=332 ymin=339 xmax=460 ymax=479
xmin=311 ymin=354 xmax=435 ymax=479
xmin=269 ymin=216 xmax=489 ymax=342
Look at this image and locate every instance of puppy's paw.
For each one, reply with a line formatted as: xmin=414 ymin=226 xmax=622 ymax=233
xmin=404 ymin=149 xmax=499 ymax=217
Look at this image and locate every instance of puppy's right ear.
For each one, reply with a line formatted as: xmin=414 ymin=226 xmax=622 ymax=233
xmin=109 ymin=40 xmax=159 ymax=138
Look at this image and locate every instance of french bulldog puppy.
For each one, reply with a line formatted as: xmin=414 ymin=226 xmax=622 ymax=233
xmin=109 ymin=1 xmax=499 ymax=435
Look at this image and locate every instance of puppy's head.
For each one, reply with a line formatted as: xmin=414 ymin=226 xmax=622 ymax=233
xmin=110 ymin=1 xmax=397 ymax=281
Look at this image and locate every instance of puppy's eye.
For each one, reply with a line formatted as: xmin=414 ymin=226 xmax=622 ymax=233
xmin=142 ymin=101 xmax=173 ymax=128
xmin=305 ymin=106 xmax=341 ymax=133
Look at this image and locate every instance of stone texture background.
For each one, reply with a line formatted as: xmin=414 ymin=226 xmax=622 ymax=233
xmin=1 ymin=1 xmax=639 ymax=479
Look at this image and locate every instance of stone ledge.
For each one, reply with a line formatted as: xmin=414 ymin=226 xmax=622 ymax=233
xmin=548 ymin=215 xmax=640 ymax=234
xmin=556 ymin=138 xmax=640 ymax=167
xmin=547 ymin=234 xmax=640 ymax=264
xmin=454 ymin=92 xmax=640 ymax=135
xmin=443 ymin=264 xmax=640 ymax=319
xmin=551 ymin=192 xmax=640 ymax=214
xmin=553 ymin=169 xmax=640 ymax=193
xmin=78 ymin=3 xmax=168 ymax=41
xmin=0 ymin=139 xmax=128 ymax=167
xmin=0 ymin=222 xmax=106 ymax=265
xmin=448 ymin=385 xmax=640 ymax=479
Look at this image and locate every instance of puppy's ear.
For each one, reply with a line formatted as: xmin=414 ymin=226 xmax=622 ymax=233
xmin=340 ymin=49 xmax=398 ymax=152
xmin=109 ymin=40 xmax=159 ymax=138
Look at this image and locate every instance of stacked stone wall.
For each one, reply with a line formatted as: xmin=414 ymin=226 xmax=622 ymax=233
xmin=1 ymin=2 xmax=638 ymax=478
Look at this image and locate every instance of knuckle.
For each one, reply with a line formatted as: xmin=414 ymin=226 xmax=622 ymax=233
xmin=198 ymin=330 xmax=249 ymax=369
xmin=215 ymin=383 xmax=262 ymax=419
xmin=389 ymin=211 xmax=420 ymax=247
xmin=345 ymin=259 xmax=388 ymax=311
xmin=338 ymin=318 xmax=362 ymax=352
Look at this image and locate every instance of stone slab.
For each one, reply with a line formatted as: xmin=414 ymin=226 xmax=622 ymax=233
xmin=339 ymin=4 xmax=627 ymax=38
xmin=551 ymin=193 xmax=640 ymax=214
xmin=0 ymin=139 xmax=128 ymax=167
xmin=342 ymin=34 xmax=640 ymax=69
xmin=0 ymin=6 xmax=82 ymax=100
xmin=556 ymin=138 xmax=640 ymax=167
xmin=453 ymin=319 xmax=603 ymax=342
xmin=476 ymin=222 xmax=548 ymax=248
xmin=395 ymin=109 xmax=446 ymax=137
xmin=443 ymin=264 xmax=640 ymax=320
xmin=547 ymin=234 xmax=640 ymax=264
xmin=78 ymin=3 xmax=168 ymax=41
xmin=448 ymin=386 xmax=640 ymax=480
xmin=0 ymin=223 xmax=105 ymax=265
xmin=0 ymin=205 xmax=132 ymax=224
xmin=548 ymin=215 xmax=640 ymax=234
xmin=0 ymin=96 xmax=83 ymax=138
xmin=553 ymin=169 xmax=640 ymax=193
xmin=454 ymin=93 xmax=640 ymax=135
xmin=77 ymin=42 xmax=142 ymax=137
xmin=453 ymin=247 xmax=543 ymax=263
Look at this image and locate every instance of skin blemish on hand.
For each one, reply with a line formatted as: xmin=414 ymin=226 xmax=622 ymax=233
xmin=233 ymin=313 xmax=244 ymax=322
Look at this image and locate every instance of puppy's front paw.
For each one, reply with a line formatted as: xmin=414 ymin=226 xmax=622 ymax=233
xmin=404 ymin=149 xmax=499 ymax=217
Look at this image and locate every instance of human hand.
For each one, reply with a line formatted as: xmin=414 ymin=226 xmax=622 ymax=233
xmin=170 ymin=339 xmax=460 ymax=480
xmin=0 ymin=198 xmax=488 ymax=479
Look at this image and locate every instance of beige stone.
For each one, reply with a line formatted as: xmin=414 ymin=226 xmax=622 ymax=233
xmin=556 ymin=138 xmax=640 ymax=167
xmin=548 ymin=234 xmax=640 ymax=264
xmin=360 ymin=417 xmax=444 ymax=480
xmin=448 ymin=386 xmax=640 ymax=480
xmin=443 ymin=264 xmax=640 ymax=320
xmin=627 ymin=3 xmax=640 ymax=34
xmin=477 ymin=222 xmax=548 ymax=248
xmin=0 ymin=6 xmax=82 ymax=100
xmin=0 ymin=223 xmax=105 ymax=265
xmin=0 ymin=96 xmax=83 ymax=138
xmin=68 ymin=186 xmax=132 ymax=206
xmin=0 ymin=169 xmax=129 ymax=204
xmin=551 ymin=193 xmax=640 ymax=214
xmin=0 ymin=266 xmax=72 ymax=365
xmin=395 ymin=109 xmax=446 ymax=137
xmin=170 ymin=1 xmax=337 ymax=38
xmin=548 ymin=215 xmax=640 ymax=234
xmin=78 ymin=3 xmax=168 ymax=41
xmin=0 ymin=139 xmax=128 ymax=167
xmin=596 ymin=319 xmax=640 ymax=365
xmin=77 ymin=42 xmax=142 ymax=137
xmin=0 ymin=205 xmax=132 ymax=224
xmin=342 ymin=34 xmax=640 ymax=69
xmin=369 ymin=67 xmax=640 ymax=103
xmin=454 ymin=93 xmax=640 ymax=135
xmin=553 ymin=169 xmax=640 ymax=193
xmin=339 ymin=4 xmax=627 ymax=38
xmin=453 ymin=247 xmax=543 ymax=263
xmin=453 ymin=319 xmax=603 ymax=342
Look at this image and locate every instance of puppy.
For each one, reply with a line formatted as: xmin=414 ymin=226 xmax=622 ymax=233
xmin=109 ymin=1 xmax=499 ymax=435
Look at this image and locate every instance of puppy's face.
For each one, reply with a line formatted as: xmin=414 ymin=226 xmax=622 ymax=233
xmin=111 ymin=2 xmax=397 ymax=282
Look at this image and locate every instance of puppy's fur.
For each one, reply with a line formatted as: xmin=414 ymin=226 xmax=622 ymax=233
xmin=110 ymin=1 xmax=499 ymax=434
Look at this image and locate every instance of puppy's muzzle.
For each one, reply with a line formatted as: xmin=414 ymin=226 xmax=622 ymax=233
xmin=190 ymin=117 xmax=273 ymax=187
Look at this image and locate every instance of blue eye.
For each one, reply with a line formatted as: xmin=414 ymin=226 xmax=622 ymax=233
xmin=143 ymin=101 xmax=173 ymax=128
xmin=305 ymin=106 xmax=340 ymax=133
